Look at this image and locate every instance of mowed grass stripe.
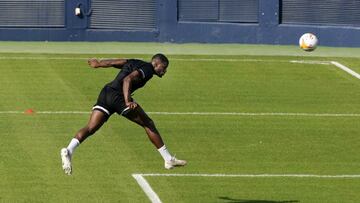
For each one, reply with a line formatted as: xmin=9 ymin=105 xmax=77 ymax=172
xmin=1 ymin=111 xmax=360 ymax=117
xmin=0 ymin=59 xmax=92 ymax=110
xmin=1 ymin=53 xmax=359 ymax=202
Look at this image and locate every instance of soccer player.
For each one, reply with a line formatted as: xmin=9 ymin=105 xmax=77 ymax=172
xmin=60 ymin=54 xmax=186 ymax=175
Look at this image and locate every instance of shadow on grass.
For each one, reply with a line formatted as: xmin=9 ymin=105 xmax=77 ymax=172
xmin=218 ymin=196 xmax=299 ymax=203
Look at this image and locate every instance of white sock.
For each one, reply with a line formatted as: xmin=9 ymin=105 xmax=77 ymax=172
xmin=158 ymin=145 xmax=172 ymax=162
xmin=67 ymin=138 xmax=80 ymax=156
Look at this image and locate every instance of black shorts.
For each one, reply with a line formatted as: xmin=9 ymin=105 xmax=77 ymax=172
xmin=92 ymin=86 xmax=132 ymax=119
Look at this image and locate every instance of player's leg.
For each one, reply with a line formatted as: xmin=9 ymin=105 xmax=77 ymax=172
xmin=61 ymin=110 xmax=108 ymax=175
xmin=123 ymin=105 xmax=186 ymax=169
xmin=74 ymin=110 xmax=107 ymax=143
xmin=66 ymin=109 xmax=107 ymax=155
xmin=124 ymin=107 xmax=164 ymax=148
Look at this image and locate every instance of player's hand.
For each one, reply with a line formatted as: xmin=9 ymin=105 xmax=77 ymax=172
xmin=126 ymin=101 xmax=138 ymax=110
xmin=88 ymin=58 xmax=100 ymax=68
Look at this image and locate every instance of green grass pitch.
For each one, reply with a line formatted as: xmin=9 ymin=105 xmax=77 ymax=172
xmin=0 ymin=43 xmax=359 ymax=202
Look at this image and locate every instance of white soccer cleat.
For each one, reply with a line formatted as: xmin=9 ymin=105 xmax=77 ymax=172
xmin=60 ymin=148 xmax=72 ymax=175
xmin=165 ymin=156 xmax=187 ymax=170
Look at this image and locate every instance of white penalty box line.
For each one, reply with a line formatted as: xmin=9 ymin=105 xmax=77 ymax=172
xmin=136 ymin=173 xmax=360 ymax=178
xmin=132 ymin=173 xmax=360 ymax=203
xmin=0 ymin=56 xmax=359 ymax=79
xmin=0 ymin=55 xmax=358 ymax=79
xmin=291 ymin=60 xmax=360 ymax=79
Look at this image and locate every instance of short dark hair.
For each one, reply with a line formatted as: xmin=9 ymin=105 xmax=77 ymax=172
xmin=152 ymin=53 xmax=169 ymax=67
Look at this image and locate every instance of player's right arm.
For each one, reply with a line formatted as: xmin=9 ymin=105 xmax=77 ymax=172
xmin=122 ymin=70 xmax=142 ymax=110
xmin=88 ymin=58 xmax=127 ymax=69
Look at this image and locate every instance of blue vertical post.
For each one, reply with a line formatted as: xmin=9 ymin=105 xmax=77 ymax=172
xmin=258 ymin=0 xmax=280 ymax=43
xmin=259 ymin=0 xmax=279 ymax=27
xmin=66 ymin=0 xmax=88 ymax=29
xmin=157 ymin=0 xmax=178 ymax=42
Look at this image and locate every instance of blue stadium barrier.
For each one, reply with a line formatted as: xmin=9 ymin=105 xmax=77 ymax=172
xmin=0 ymin=0 xmax=359 ymax=47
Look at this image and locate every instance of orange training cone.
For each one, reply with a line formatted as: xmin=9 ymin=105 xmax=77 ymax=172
xmin=24 ymin=109 xmax=35 ymax=115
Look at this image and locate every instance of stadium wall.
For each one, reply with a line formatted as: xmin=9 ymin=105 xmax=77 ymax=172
xmin=0 ymin=0 xmax=359 ymax=47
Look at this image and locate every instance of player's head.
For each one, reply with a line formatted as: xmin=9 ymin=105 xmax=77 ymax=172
xmin=151 ymin=53 xmax=169 ymax=78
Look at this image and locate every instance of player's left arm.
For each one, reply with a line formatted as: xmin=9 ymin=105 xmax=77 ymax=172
xmin=88 ymin=58 xmax=127 ymax=69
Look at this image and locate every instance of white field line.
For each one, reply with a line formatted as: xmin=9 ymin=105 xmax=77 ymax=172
xmin=0 ymin=56 xmax=333 ymax=64
xmin=0 ymin=111 xmax=359 ymax=117
xmin=0 ymin=56 xmax=290 ymax=63
xmin=132 ymin=173 xmax=360 ymax=203
xmin=148 ymin=112 xmax=360 ymax=117
xmin=0 ymin=56 xmax=329 ymax=63
xmin=0 ymin=111 xmax=89 ymax=114
xmin=289 ymin=60 xmax=331 ymax=65
xmin=174 ymin=58 xmax=295 ymax=63
xmin=331 ymin=61 xmax=360 ymax=79
xmin=132 ymin=174 xmax=162 ymax=203
xmin=0 ymin=56 xmax=278 ymax=62
xmin=0 ymin=57 xmax=88 ymax=60
xmin=2 ymin=56 xmax=358 ymax=79
xmin=0 ymin=56 xmax=264 ymax=61
xmin=137 ymin=173 xmax=360 ymax=178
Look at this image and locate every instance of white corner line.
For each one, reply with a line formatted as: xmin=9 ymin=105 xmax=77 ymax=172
xmin=132 ymin=174 xmax=162 ymax=203
xmin=331 ymin=61 xmax=360 ymax=80
xmin=137 ymin=173 xmax=360 ymax=178
xmin=132 ymin=173 xmax=360 ymax=203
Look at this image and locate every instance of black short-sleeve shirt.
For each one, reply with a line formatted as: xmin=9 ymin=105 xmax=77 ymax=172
xmin=105 ymin=59 xmax=155 ymax=94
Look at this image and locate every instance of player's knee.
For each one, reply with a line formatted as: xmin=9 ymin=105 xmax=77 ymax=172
xmin=144 ymin=119 xmax=157 ymax=132
xmin=145 ymin=119 xmax=155 ymax=128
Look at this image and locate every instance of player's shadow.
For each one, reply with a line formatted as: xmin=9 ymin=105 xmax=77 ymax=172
xmin=218 ymin=196 xmax=299 ymax=203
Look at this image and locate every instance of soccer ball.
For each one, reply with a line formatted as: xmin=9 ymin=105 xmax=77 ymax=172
xmin=299 ymin=33 xmax=318 ymax=52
